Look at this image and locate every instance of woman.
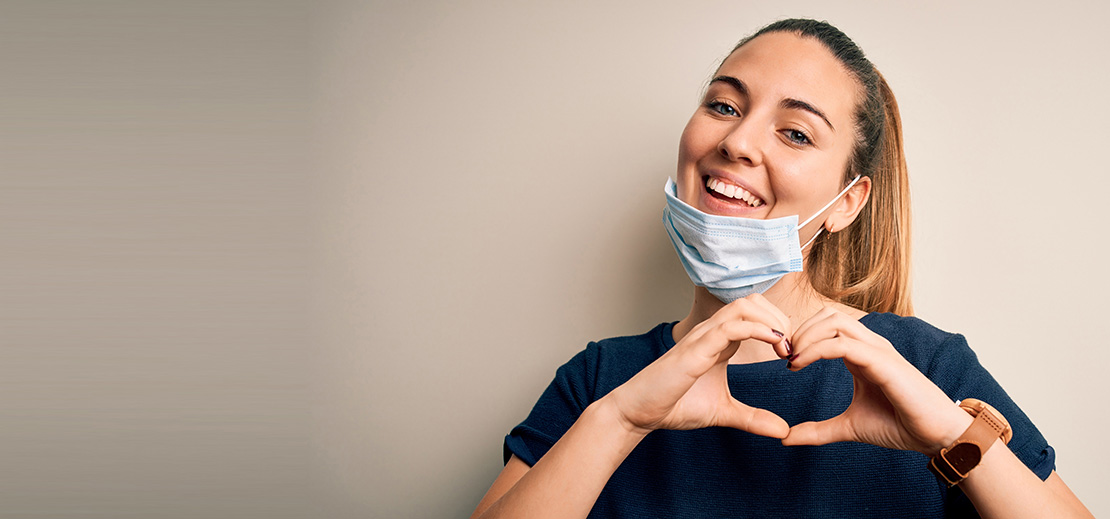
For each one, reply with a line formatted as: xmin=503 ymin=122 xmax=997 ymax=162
xmin=471 ymin=19 xmax=1092 ymax=518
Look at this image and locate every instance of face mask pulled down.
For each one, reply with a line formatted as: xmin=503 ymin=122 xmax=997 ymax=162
xmin=662 ymin=176 xmax=861 ymax=303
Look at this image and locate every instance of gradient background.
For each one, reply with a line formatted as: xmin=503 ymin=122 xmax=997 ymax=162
xmin=4 ymin=1 xmax=1107 ymax=517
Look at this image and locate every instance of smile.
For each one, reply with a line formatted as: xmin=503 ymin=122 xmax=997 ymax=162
xmin=706 ymin=177 xmax=764 ymax=207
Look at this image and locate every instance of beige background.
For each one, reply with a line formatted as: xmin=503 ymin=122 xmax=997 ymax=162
xmin=4 ymin=0 xmax=1107 ymax=517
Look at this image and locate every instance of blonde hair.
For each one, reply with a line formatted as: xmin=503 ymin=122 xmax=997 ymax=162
xmin=807 ymin=71 xmax=913 ymax=316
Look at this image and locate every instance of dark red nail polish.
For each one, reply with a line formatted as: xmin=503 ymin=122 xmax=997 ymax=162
xmin=785 ymin=339 xmax=793 ymax=356
xmin=786 ymin=360 xmax=793 ymax=370
xmin=788 ymin=354 xmax=798 ymax=362
xmin=772 ymin=329 xmax=784 ymax=337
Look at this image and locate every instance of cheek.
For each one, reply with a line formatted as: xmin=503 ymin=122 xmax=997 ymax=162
xmin=767 ymin=150 xmax=854 ymax=214
xmin=675 ymin=121 xmax=713 ymax=201
xmin=677 ymin=119 xmax=716 ymax=168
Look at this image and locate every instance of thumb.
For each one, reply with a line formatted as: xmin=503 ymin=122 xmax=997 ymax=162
xmin=782 ymin=416 xmax=851 ymax=446
xmin=716 ymin=399 xmax=789 ymax=439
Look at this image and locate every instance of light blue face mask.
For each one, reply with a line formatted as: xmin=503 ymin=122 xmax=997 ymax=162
xmin=662 ymin=176 xmax=861 ymax=303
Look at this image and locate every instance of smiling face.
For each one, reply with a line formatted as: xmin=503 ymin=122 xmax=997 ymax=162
xmin=676 ymin=31 xmax=863 ymax=236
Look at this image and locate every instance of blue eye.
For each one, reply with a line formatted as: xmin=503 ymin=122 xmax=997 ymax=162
xmin=784 ymin=129 xmax=812 ymax=146
xmin=707 ymin=101 xmax=738 ymax=117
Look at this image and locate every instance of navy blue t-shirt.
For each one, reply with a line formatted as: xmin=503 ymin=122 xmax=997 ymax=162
xmin=505 ymin=313 xmax=1054 ymax=518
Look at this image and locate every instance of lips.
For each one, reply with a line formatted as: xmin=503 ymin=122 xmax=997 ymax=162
xmin=706 ymin=176 xmax=764 ymax=207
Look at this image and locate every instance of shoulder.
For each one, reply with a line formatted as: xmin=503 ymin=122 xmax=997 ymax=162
xmin=589 ymin=321 xmax=674 ymax=360
xmin=504 ymin=322 xmax=679 ymax=465
xmin=860 ymin=312 xmax=957 ymax=342
xmin=860 ymin=313 xmax=972 ymax=372
xmin=563 ymin=322 xmax=674 ymax=401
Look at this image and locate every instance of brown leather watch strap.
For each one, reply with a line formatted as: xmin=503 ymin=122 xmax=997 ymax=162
xmin=928 ymin=402 xmax=1010 ymax=486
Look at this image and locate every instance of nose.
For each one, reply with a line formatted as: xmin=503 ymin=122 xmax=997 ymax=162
xmin=716 ymin=120 xmax=763 ymax=165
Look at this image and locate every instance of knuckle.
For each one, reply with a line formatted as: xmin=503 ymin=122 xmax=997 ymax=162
xmin=721 ymin=320 xmax=750 ymax=336
xmin=703 ymin=325 xmax=725 ymax=340
xmin=716 ymin=321 xmax=735 ymax=336
xmin=730 ymin=297 xmax=752 ymax=310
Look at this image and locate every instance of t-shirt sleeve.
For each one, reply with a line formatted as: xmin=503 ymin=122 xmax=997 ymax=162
xmin=923 ymin=333 xmax=1056 ymax=481
xmin=504 ymin=342 xmax=601 ymax=466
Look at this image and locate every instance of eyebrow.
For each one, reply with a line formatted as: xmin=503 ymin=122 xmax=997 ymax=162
xmin=709 ymin=75 xmax=748 ymax=97
xmin=709 ymin=75 xmax=835 ymax=131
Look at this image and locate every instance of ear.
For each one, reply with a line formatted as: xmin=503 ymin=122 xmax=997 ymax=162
xmin=824 ymin=176 xmax=871 ymax=233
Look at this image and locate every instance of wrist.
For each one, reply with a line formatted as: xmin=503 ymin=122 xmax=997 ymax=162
xmin=590 ymin=396 xmax=653 ymax=440
xmin=927 ymin=405 xmax=976 ymax=457
xmin=927 ymin=399 xmax=1013 ymax=486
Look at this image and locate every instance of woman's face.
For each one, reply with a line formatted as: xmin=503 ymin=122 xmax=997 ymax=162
xmin=676 ymin=32 xmax=861 ymax=234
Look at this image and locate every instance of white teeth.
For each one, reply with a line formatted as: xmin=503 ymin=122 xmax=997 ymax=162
xmin=706 ymin=177 xmax=762 ymax=207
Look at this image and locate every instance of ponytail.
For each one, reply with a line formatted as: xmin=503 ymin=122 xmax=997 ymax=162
xmin=807 ymin=71 xmax=913 ymax=316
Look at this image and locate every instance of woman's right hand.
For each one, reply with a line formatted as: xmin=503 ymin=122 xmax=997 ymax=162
xmin=603 ymin=293 xmax=792 ymax=438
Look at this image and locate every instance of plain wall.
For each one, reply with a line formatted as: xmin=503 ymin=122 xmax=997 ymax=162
xmin=3 ymin=2 xmax=314 ymax=518
xmin=5 ymin=1 xmax=1107 ymax=517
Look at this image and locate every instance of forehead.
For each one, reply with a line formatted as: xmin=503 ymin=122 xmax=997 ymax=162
xmin=717 ymin=32 xmax=860 ymax=126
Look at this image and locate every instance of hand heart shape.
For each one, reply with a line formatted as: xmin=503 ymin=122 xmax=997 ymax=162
xmin=606 ymin=295 xmax=972 ymax=456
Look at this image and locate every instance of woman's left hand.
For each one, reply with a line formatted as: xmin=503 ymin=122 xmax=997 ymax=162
xmin=780 ymin=307 xmax=972 ymax=455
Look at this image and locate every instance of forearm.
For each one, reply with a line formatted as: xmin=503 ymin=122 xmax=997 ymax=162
xmin=475 ymin=398 xmax=648 ymax=519
xmin=959 ymin=440 xmax=1092 ymax=518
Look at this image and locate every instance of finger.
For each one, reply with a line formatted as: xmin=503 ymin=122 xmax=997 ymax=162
xmin=769 ymin=329 xmax=791 ymax=359
xmin=738 ymin=293 xmax=793 ymax=337
xmin=788 ymin=331 xmax=953 ymax=420
xmin=787 ymin=335 xmax=913 ymax=397
xmin=716 ymin=399 xmax=790 ymax=439
xmin=782 ymin=416 xmax=852 ymax=446
xmin=786 ymin=335 xmax=867 ymax=372
xmin=794 ymin=307 xmax=882 ymax=348
xmin=711 ymin=294 xmax=791 ymax=338
xmin=788 ymin=310 xmax=879 ymax=369
xmin=789 ymin=305 xmax=841 ymax=349
xmin=661 ymin=321 xmax=781 ymax=385
xmin=714 ymin=295 xmax=792 ymax=356
xmin=690 ymin=320 xmax=782 ymax=365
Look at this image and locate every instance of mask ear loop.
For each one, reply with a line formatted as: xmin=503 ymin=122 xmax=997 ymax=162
xmin=798 ymin=174 xmax=862 ymax=252
xmin=801 ymin=228 xmax=823 ymax=251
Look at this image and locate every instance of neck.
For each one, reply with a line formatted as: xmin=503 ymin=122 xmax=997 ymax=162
xmin=672 ymin=272 xmax=842 ymax=364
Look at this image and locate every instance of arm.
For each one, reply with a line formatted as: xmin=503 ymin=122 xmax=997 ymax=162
xmin=471 ymin=294 xmax=793 ymax=519
xmin=962 ymin=449 xmax=1090 ymax=517
xmin=782 ymin=308 xmax=1092 ymax=518
xmin=471 ymin=399 xmax=647 ymax=519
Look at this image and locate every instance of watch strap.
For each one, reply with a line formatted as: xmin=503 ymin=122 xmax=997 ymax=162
xmin=927 ymin=400 xmax=1011 ymax=486
xmin=961 ymin=399 xmax=1012 ymax=445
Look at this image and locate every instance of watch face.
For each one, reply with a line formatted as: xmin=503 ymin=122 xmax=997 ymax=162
xmin=946 ymin=442 xmax=983 ymax=475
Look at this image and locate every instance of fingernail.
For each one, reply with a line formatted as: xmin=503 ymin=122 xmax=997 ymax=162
xmin=786 ymin=360 xmax=793 ymax=370
xmin=788 ymin=354 xmax=798 ymax=362
xmin=772 ymin=329 xmax=784 ymax=337
xmin=785 ymin=339 xmax=793 ymax=356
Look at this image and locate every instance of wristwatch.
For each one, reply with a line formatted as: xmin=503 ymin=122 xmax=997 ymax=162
xmin=927 ymin=399 xmax=1012 ymax=486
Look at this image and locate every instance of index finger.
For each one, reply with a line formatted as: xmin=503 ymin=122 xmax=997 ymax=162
xmin=710 ymin=293 xmax=792 ymax=357
xmin=742 ymin=293 xmax=792 ymax=336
